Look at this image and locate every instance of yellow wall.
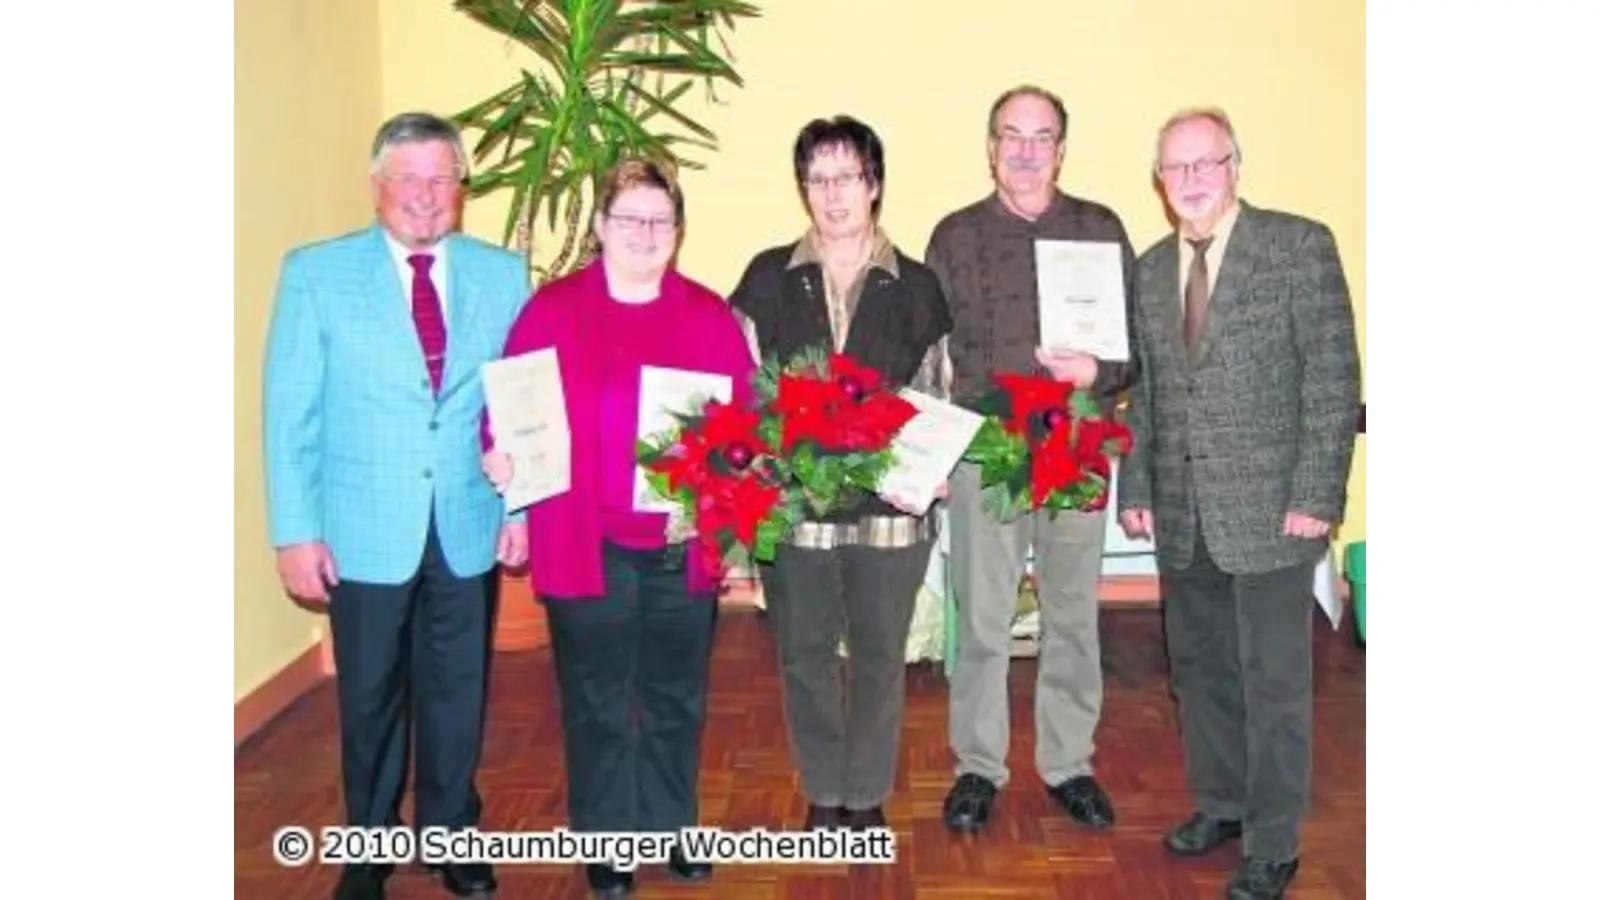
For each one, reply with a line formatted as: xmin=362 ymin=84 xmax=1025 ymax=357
xmin=235 ymin=0 xmax=383 ymax=700
xmin=377 ymin=0 xmax=1365 ymax=546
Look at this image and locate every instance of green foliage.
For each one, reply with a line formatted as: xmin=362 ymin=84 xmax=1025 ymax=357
xmin=451 ymin=0 xmax=762 ymax=282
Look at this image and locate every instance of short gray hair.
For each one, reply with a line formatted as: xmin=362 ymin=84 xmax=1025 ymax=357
xmin=1152 ymin=106 xmax=1243 ymax=174
xmin=369 ymin=112 xmax=468 ymax=178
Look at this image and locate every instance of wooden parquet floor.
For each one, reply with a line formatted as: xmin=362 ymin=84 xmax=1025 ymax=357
xmin=236 ymin=607 xmax=1365 ymax=899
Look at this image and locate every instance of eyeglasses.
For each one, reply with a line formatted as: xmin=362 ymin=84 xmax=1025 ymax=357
xmin=605 ymin=213 xmax=677 ymax=234
xmin=380 ymin=173 xmax=462 ymax=193
xmin=1157 ymin=155 xmax=1234 ymax=180
xmin=804 ymin=172 xmax=867 ymax=192
xmin=996 ymin=132 xmax=1059 ymax=149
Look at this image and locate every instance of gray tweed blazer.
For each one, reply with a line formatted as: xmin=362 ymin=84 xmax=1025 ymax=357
xmin=1118 ymin=201 xmax=1362 ymax=574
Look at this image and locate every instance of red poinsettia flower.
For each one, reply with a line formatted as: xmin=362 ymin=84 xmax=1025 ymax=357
xmin=1030 ymin=425 xmax=1085 ymax=507
xmin=693 ymin=470 xmax=782 ymax=571
xmin=828 ymin=353 xmax=885 ymax=400
xmin=699 ymin=400 xmax=764 ymax=450
xmin=773 ymin=372 xmax=846 ymax=450
xmin=823 ymin=391 xmax=916 ymax=452
xmin=773 ymin=354 xmax=915 ymax=453
xmin=697 ymin=399 xmax=771 ymax=471
xmin=994 ymin=372 xmax=1073 ymax=439
xmin=648 ymin=430 xmax=713 ymax=494
xmin=1072 ymin=417 xmax=1133 ymax=480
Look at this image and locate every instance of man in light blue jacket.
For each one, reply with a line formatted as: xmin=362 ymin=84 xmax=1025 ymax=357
xmin=262 ymin=111 xmax=529 ymax=900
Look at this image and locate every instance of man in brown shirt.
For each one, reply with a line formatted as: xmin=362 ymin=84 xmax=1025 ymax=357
xmin=926 ymin=85 xmax=1139 ymax=834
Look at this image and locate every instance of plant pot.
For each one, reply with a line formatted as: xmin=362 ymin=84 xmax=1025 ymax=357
xmin=1344 ymin=541 xmax=1365 ymax=647
xmin=493 ymin=572 xmax=548 ymax=652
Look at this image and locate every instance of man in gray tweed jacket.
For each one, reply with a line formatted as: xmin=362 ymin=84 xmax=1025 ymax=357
xmin=1118 ymin=108 xmax=1361 ymax=900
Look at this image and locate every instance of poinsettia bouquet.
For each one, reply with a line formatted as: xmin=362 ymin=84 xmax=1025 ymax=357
xmin=636 ymin=398 xmax=798 ymax=573
xmin=753 ymin=348 xmax=920 ymax=517
xmin=962 ymin=372 xmax=1134 ymax=522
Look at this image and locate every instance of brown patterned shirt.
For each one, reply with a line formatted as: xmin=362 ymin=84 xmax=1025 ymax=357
xmin=924 ymin=190 xmax=1140 ymax=411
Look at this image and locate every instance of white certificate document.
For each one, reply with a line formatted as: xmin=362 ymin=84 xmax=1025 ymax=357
xmin=877 ymin=389 xmax=986 ymax=516
xmin=480 ymin=348 xmax=572 ymax=512
xmin=634 ymin=365 xmax=734 ymax=513
xmin=1035 ymin=239 xmax=1130 ymax=362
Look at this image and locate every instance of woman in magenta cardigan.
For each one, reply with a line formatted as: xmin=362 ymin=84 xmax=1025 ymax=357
xmin=482 ymin=159 xmax=755 ymax=897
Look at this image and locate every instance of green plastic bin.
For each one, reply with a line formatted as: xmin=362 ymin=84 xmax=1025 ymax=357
xmin=1344 ymin=541 xmax=1365 ymax=643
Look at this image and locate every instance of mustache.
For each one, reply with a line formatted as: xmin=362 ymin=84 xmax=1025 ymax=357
xmin=1003 ymin=157 xmax=1049 ymax=172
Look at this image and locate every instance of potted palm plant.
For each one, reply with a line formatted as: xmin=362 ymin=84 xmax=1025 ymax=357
xmin=449 ymin=0 xmax=762 ymax=650
xmin=452 ymin=0 xmax=762 ymax=281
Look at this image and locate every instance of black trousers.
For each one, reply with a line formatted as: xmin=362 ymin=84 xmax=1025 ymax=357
xmin=765 ymin=539 xmax=933 ymax=810
xmin=1160 ymin=526 xmax=1317 ymax=863
xmin=543 ymin=543 xmax=717 ymax=835
xmin=326 ymin=517 xmax=494 ymax=832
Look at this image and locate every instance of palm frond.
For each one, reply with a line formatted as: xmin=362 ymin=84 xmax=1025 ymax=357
xmin=451 ymin=0 xmax=761 ymax=281
xmin=452 ymin=0 xmax=574 ymax=74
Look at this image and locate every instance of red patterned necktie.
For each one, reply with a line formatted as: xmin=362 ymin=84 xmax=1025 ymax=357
xmin=407 ymin=253 xmax=447 ymax=395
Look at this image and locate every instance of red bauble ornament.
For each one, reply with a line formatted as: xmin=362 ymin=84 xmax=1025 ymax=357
xmin=723 ymin=442 xmax=754 ymax=470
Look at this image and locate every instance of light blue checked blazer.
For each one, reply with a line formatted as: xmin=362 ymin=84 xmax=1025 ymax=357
xmin=262 ymin=223 xmax=530 ymax=585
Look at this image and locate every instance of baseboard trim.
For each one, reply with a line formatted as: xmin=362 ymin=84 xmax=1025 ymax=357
xmin=717 ymin=574 xmax=1164 ymax=607
xmin=235 ymin=637 xmax=332 ymax=747
xmin=1099 ymin=575 xmax=1161 ymax=605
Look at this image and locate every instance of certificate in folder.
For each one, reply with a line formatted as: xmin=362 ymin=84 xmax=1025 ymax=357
xmin=480 ymin=348 xmax=572 ymax=512
xmin=1034 ymin=239 xmax=1131 ymax=362
xmin=876 ymin=389 xmax=985 ymax=516
xmin=633 ymin=365 xmax=734 ymax=513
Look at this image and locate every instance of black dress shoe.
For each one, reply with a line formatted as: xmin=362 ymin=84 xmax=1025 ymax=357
xmin=430 ymin=861 xmax=496 ymax=897
xmin=1162 ymin=811 xmax=1243 ymax=856
xmin=846 ymin=806 xmax=887 ymax=831
xmin=666 ymin=846 xmax=713 ymax=881
xmin=942 ymin=773 xmax=998 ymax=831
xmin=1047 ymin=775 xmax=1115 ymax=829
xmin=1226 ymin=856 xmax=1299 ymax=899
xmin=333 ymin=864 xmax=388 ymax=900
xmin=585 ymin=863 xmax=634 ymax=897
xmin=804 ymin=804 xmax=847 ymax=830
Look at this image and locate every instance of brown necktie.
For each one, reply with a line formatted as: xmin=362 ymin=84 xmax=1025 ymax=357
xmin=1184 ymin=237 xmax=1214 ymax=355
